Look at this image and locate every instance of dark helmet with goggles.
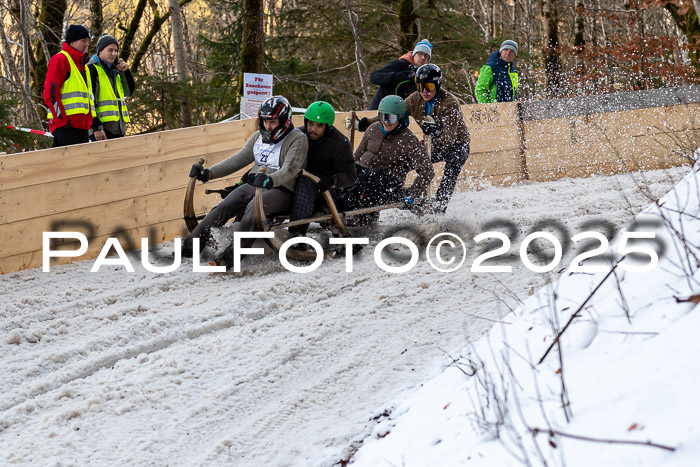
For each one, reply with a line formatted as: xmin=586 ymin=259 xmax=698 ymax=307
xmin=415 ymin=63 xmax=442 ymax=94
xmin=259 ymin=96 xmax=293 ymax=143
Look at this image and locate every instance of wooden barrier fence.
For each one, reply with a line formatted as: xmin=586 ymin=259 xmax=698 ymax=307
xmin=1 ymin=86 xmax=698 ymax=273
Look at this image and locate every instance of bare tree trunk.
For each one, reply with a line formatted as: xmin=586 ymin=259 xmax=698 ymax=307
xmin=542 ymin=0 xmax=562 ymax=98
xmin=574 ymin=0 xmax=585 ymax=90
xmin=169 ymin=0 xmax=192 ymax=126
xmin=120 ymin=0 xmax=147 ymax=61
xmin=238 ymin=0 xmax=265 ymax=97
xmin=0 ymin=0 xmax=40 ymax=123
xmin=130 ymin=0 xmax=194 ymax=74
xmin=636 ymin=5 xmax=646 ymax=89
xmin=491 ymin=1 xmax=497 ymax=39
xmin=663 ymin=1 xmax=700 ymax=75
xmin=32 ymin=0 xmax=66 ymax=101
xmin=398 ymin=0 xmax=417 ymax=52
xmin=341 ymin=0 xmax=369 ymax=108
xmin=89 ymin=0 xmax=103 ymax=51
xmin=19 ymin=0 xmax=30 ymax=95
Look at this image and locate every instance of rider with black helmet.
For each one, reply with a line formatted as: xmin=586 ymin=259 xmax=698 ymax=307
xmin=182 ymin=95 xmax=308 ymax=266
xmin=405 ymin=63 xmax=470 ymax=213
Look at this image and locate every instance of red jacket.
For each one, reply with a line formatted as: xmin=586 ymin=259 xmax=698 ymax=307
xmin=43 ymin=42 xmax=92 ymax=132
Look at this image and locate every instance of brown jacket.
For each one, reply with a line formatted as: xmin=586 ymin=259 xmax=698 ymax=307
xmin=354 ymin=122 xmax=434 ymax=197
xmin=405 ymin=90 xmax=470 ymax=153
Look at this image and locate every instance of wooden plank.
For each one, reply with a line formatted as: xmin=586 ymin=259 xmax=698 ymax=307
xmin=462 ymin=149 xmax=523 ymax=177
xmin=0 ymin=219 xmax=187 ymax=274
xmin=0 ymin=151 xmax=252 ymax=224
xmin=0 ymin=120 xmax=257 ymax=191
xmin=470 ymin=125 xmax=521 ymax=152
xmin=525 ymin=142 xmax=633 ymax=176
xmin=570 ymin=104 xmax=700 ymax=142
xmin=0 ymin=175 xmax=245 ymax=259
xmin=456 ymin=172 xmax=522 ymax=189
xmin=463 ymin=102 xmax=519 ymax=129
xmin=523 ymin=118 xmax=574 ymax=149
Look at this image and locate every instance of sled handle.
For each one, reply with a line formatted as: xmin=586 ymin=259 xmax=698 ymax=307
xmin=183 ymin=157 xmax=206 ymax=233
xmin=300 ymin=170 xmax=349 ymax=236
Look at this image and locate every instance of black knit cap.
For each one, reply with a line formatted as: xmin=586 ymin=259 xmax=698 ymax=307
xmin=65 ymin=25 xmax=90 ymax=43
xmin=96 ymin=34 xmax=119 ymax=54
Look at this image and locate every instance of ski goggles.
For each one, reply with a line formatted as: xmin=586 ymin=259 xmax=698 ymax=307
xmin=378 ymin=112 xmax=401 ymax=124
xmin=417 ymin=82 xmax=437 ymax=92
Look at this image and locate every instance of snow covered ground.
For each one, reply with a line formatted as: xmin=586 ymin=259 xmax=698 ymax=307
xmin=352 ymin=157 xmax=700 ymax=466
xmin=0 ymin=162 xmax=695 ymax=466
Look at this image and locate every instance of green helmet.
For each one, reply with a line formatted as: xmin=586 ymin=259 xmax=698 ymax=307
xmin=377 ymin=95 xmax=409 ymax=127
xmin=304 ymin=101 xmax=335 ymax=126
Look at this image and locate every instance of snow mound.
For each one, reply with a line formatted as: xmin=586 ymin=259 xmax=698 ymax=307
xmin=351 ymin=162 xmax=700 ymax=466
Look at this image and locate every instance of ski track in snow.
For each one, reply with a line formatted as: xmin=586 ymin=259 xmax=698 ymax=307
xmin=0 ymin=167 xmax=689 ymax=465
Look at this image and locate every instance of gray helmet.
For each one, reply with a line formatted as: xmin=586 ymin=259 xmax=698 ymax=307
xmin=377 ymin=95 xmax=409 ymax=128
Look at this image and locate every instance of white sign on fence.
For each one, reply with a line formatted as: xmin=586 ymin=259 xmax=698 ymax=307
xmin=243 ymin=73 xmax=273 ymax=98
xmin=240 ymin=73 xmax=273 ymax=119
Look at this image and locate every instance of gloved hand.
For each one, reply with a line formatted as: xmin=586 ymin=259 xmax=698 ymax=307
xmin=253 ymin=172 xmax=273 ymax=188
xmin=242 ymin=170 xmax=252 ymax=184
xmin=314 ymin=174 xmax=334 ymax=192
xmin=395 ymin=69 xmax=415 ymax=82
xmin=402 ymin=196 xmax=414 ymax=209
xmin=420 ymin=121 xmax=442 ymax=137
xmin=358 ymin=117 xmax=370 ymax=132
xmin=189 ymin=163 xmax=211 ymax=183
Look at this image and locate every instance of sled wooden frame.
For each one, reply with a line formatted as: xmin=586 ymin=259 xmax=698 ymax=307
xmin=183 ymin=160 xmax=407 ymax=261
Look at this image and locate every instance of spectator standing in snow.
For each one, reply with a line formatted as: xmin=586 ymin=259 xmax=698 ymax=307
xmin=43 ymin=25 xmax=94 ymax=147
xmin=475 ymin=40 xmax=519 ymax=104
xmin=365 ymin=39 xmax=433 ymax=112
xmin=87 ymin=34 xmax=136 ymax=140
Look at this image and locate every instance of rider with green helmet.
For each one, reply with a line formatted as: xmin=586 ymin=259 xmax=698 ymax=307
xmin=288 ymin=101 xmax=357 ymax=238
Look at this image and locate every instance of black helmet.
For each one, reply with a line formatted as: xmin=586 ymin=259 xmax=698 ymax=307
xmin=415 ymin=64 xmax=442 ymax=94
xmin=258 ymin=96 xmax=293 ymax=143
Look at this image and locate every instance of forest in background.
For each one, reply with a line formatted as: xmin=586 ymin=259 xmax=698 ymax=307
xmin=1 ymin=0 xmax=699 ymax=152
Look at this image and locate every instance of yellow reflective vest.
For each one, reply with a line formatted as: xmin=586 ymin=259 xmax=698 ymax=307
xmin=47 ymin=51 xmax=95 ymax=119
xmin=93 ymin=64 xmax=130 ymax=123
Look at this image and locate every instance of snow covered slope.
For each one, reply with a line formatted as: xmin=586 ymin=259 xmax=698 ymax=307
xmin=0 ymin=164 xmax=693 ymax=465
xmin=351 ymin=160 xmax=700 ymax=466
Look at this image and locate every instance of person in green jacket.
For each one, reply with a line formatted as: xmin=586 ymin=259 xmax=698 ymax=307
xmin=475 ymin=40 xmax=519 ymax=104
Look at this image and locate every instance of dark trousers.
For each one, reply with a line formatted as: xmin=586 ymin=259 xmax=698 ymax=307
xmin=90 ymin=129 xmax=125 ymax=141
xmin=288 ymin=176 xmax=340 ymax=236
xmin=52 ymin=125 xmax=89 ymax=147
xmin=432 ymin=143 xmax=470 ymax=207
xmin=335 ymin=166 xmax=402 ymax=211
xmin=183 ymin=184 xmax=292 ymax=254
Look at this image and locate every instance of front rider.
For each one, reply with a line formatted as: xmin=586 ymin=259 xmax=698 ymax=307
xmin=183 ymin=95 xmax=307 ymax=267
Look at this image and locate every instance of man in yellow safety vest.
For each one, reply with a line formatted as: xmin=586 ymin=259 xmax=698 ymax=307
xmin=87 ymin=34 xmax=135 ymax=140
xmin=43 ymin=25 xmax=95 ymax=147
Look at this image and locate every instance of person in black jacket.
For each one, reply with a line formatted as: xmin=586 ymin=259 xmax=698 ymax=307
xmin=367 ymin=39 xmax=432 ymax=111
xmin=289 ymin=101 xmax=356 ymax=237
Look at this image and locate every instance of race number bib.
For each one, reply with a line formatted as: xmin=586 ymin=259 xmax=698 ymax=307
xmin=253 ymin=135 xmax=283 ymax=169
